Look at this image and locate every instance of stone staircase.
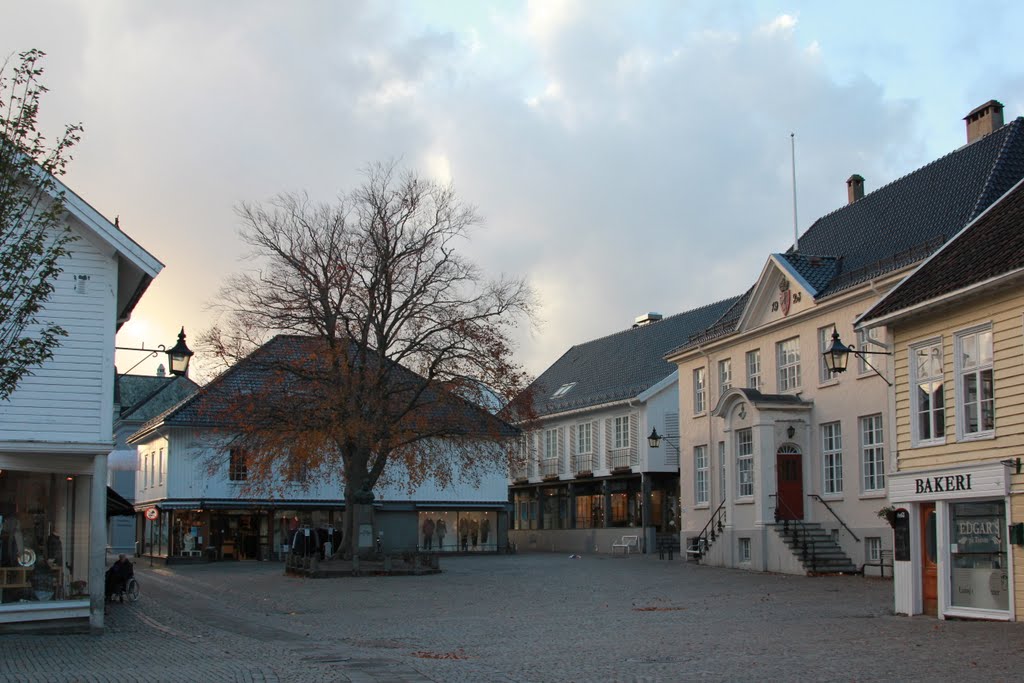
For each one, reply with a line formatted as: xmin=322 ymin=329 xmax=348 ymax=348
xmin=769 ymin=521 xmax=859 ymax=575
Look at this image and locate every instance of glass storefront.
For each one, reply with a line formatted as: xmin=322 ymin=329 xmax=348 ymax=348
xmin=541 ymin=486 xmax=569 ymax=529
xmin=419 ymin=510 xmax=497 ymax=551
xmin=609 ymin=479 xmax=641 ymax=527
xmin=949 ymin=500 xmax=1008 ymax=611
xmin=513 ymin=490 xmax=537 ymax=530
xmin=573 ymin=483 xmax=604 ymax=529
xmin=0 ymin=469 xmax=91 ymax=605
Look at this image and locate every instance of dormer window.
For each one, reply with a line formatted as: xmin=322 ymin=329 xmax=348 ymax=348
xmin=551 ymin=382 xmax=577 ymax=398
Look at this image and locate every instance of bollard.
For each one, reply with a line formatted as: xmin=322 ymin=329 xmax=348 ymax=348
xmin=658 ymin=543 xmax=665 ymax=560
xmin=668 ymin=546 xmax=673 ymax=561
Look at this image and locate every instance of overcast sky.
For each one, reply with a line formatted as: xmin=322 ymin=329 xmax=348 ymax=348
xmin=3 ymin=1 xmax=1023 ymax=379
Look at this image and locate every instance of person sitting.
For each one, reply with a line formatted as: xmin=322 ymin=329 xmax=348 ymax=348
xmin=105 ymin=554 xmax=134 ymax=602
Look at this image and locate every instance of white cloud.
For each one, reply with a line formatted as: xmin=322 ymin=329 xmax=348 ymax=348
xmin=758 ymin=13 xmax=798 ymax=36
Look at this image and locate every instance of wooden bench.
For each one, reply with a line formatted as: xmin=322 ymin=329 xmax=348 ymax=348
xmin=612 ymin=535 xmax=640 ymax=555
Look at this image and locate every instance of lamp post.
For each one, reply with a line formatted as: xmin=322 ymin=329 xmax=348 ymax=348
xmin=822 ymin=326 xmax=891 ymax=386
xmin=117 ymin=327 xmax=194 ymax=377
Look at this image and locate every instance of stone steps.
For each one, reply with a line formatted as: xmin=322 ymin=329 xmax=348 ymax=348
xmin=769 ymin=522 xmax=859 ymax=575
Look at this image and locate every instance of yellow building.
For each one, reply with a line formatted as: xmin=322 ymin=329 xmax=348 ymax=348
xmin=859 ymin=176 xmax=1024 ymax=621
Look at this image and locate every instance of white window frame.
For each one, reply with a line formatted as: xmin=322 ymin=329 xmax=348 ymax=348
xmin=695 ymin=445 xmax=709 ymax=505
xmin=909 ymin=338 xmax=946 ymax=447
xmin=718 ymin=358 xmax=732 ymax=394
xmin=543 ymin=427 xmax=559 ymax=460
xmin=776 ymin=337 xmax=801 ymax=392
xmin=746 ymin=349 xmax=761 ymax=391
xmin=818 ymin=326 xmax=838 ymax=385
xmin=576 ymin=422 xmax=592 ymax=455
xmin=738 ymin=537 xmax=751 ymax=563
xmin=860 ymin=414 xmax=885 ymax=492
xmin=143 ymin=452 xmax=150 ymax=489
xmin=613 ymin=415 xmax=630 ymax=450
xmin=718 ymin=441 xmax=726 ymax=503
xmin=693 ymin=367 xmax=706 ymax=414
xmin=955 ymin=325 xmax=995 ymax=440
xmin=158 ymin=448 xmax=164 ymax=485
xmin=821 ymin=421 xmax=843 ymax=496
xmin=736 ymin=428 xmax=754 ymax=498
xmin=857 ymin=327 xmax=883 ymax=376
xmin=865 ymin=536 xmax=881 ymax=563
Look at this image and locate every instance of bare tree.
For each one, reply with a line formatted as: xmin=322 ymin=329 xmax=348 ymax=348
xmin=0 ymin=50 xmax=82 ymax=401
xmin=202 ymin=161 xmax=536 ymax=555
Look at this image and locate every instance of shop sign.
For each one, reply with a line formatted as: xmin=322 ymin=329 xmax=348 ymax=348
xmin=953 ymin=516 xmax=1002 ymax=553
xmin=893 ymin=508 xmax=911 ymax=562
xmin=889 ymin=463 xmax=1007 ymax=502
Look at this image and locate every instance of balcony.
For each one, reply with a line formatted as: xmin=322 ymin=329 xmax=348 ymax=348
xmin=607 ymin=449 xmax=638 ymax=471
xmin=540 ymin=458 xmax=564 ymax=479
xmin=572 ymin=453 xmax=595 ymax=476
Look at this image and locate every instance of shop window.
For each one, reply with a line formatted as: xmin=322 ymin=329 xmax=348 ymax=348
xmin=608 ymin=480 xmax=641 ymax=527
xmin=513 ymin=490 xmax=537 ymax=530
xmin=574 ymin=484 xmax=604 ymax=529
xmin=420 ymin=510 xmax=495 ymax=552
xmin=949 ymin=501 xmax=1008 ymax=612
xmin=0 ymin=470 xmax=91 ymax=605
xmin=542 ymin=486 xmax=569 ymax=530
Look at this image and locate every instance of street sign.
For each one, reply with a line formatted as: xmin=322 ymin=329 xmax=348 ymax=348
xmin=144 ymin=507 xmax=159 ymax=521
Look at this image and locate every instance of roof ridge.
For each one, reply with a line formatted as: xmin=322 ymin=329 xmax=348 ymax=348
xmin=797 ymin=117 xmax=1023 ymax=240
xmin=968 ymin=117 xmax=1024 ymax=221
xmin=565 ymin=295 xmax=743 ymax=348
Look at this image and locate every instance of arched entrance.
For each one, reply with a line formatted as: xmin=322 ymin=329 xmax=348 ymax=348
xmin=775 ymin=444 xmax=804 ymax=520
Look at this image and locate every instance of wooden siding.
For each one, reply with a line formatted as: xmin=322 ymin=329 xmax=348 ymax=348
xmin=0 ymin=221 xmax=117 ymax=446
xmin=892 ymin=286 xmax=1024 ymax=472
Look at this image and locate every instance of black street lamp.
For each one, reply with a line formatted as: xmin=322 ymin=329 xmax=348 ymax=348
xmin=821 ymin=325 xmax=892 ymax=386
xmin=117 ymin=327 xmax=194 ymax=377
xmin=648 ymin=428 xmax=663 ymax=449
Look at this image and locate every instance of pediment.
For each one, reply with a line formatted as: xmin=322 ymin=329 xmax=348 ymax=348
xmin=736 ymin=254 xmax=817 ymax=331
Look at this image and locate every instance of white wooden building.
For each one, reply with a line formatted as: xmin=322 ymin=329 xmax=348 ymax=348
xmin=0 ymin=183 xmax=162 ymax=631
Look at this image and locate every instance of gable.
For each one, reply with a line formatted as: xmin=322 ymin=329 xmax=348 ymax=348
xmin=736 ymin=255 xmax=816 ymax=332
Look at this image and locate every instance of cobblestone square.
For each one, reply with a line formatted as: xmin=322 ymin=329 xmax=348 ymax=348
xmin=2 ymin=554 xmax=1022 ymax=682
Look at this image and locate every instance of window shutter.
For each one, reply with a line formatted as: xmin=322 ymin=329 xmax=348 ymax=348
xmin=630 ymin=413 xmax=639 ymax=466
xmin=557 ymin=427 xmax=565 ymax=474
xmin=604 ymin=418 xmax=612 ymax=469
xmin=568 ymin=424 xmax=576 ymax=471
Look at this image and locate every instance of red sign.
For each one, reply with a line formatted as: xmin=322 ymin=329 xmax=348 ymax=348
xmin=144 ymin=507 xmax=159 ymax=521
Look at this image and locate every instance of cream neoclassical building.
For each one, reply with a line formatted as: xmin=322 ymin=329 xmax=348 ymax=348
xmin=666 ymin=101 xmax=1024 ymax=575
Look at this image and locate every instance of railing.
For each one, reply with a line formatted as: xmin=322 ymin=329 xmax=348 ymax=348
xmin=809 ymin=494 xmax=861 ymax=542
xmin=772 ymin=495 xmax=816 ymax=569
xmin=540 ymin=458 xmax=563 ymax=477
xmin=572 ymin=454 xmax=595 ymax=474
xmin=608 ymin=450 xmax=636 ymax=469
xmin=688 ymin=500 xmax=726 ymax=559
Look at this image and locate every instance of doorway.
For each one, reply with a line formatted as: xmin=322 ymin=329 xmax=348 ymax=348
xmin=775 ymin=445 xmax=803 ymax=520
xmin=921 ymin=503 xmax=938 ymax=615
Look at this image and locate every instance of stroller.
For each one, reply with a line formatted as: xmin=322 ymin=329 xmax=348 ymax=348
xmin=105 ymin=557 xmax=140 ymax=603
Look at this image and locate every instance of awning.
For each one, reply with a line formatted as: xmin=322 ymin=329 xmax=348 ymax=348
xmin=107 ymin=487 xmax=135 ymax=517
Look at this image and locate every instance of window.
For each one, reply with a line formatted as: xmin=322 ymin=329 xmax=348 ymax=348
xmin=693 ymin=367 xmax=706 ymax=414
xmin=158 ymin=448 xmax=164 ymax=485
xmin=718 ymin=358 xmax=732 ymax=394
xmin=287 ymin=455 xmax=310 ymax=482
xmin=746 ymin=349 xmax=762 ymax=391
xmin=229 ymin=449 xmax=248 ymax=481
xmin=777 ymin=337 xmax=801 ymax=391
xmin=857 ymin=327 xmax=883 ymax=375
xmin=695 ymin=445 xmax=709 ymax=505
xmin=818 ymin=326 xmax=837 ymax=384
xmin=718 ymin=441 xmax=726 ymax=502
xmin=738 ymin=537 xmax=751 ymax=562
xmin=148 ymin=452 xmax=155 ymax=489
xmin=142 ymin=452 xmax=150 ymax=488
xmin=551 ymin=382 xmax=577 ymax=398
xmin=543 ymin=428 xmax=559 ymax=460
xmin=736 ymin=428 xmax=754 ymax=498
xmin=576 ymin=422 xmax=592 ymax=455
xmin=865 ymin=537 xmax=881 ymax=563
xmin=956 ymin=326 xmax=994 ymax=438
xmin=821 ymin=421 xmax=843 ymax=495
xmin=860 ymin=414 xmax=885 ymax=492
xmin=910 ymin=339 xmax=945 ymax=445
xmin=613 ymin=416 xmax=630 ymax=450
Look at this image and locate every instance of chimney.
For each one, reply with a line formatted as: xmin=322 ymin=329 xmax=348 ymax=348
xmin=156 ymin=363 xmax=166 ymax=378
xmin=846 ymin=174 xmax=865 ymax=204
xmin=633 ymin=312 xmax=663 ymax=328
xmin=964 ymin=100 xmax=1004 ymax=144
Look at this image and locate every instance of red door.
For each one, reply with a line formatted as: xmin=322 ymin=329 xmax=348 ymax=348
xmin=776 ymin=450 xmax=804 ymax=520
xmin=921 ymin=503 xmax=938 ymax=616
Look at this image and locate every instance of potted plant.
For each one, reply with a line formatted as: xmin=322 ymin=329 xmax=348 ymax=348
xmin=69 ymin=580 xmax=88 ymax=598
xmin=877 ymin=506 xmax=898 ymax=528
